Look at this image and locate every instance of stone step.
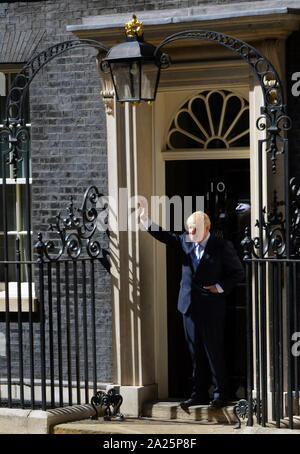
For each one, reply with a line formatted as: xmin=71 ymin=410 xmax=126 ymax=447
xmin=52 ymin=417 xmax=243 ymax=434
xmin=142 ymin=401 xmax=237 ymax=424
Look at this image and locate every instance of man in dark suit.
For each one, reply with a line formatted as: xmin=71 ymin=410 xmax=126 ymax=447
xmin=139 ymin=208 xmax=245 ymax=409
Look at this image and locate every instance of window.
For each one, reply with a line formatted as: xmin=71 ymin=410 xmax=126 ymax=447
xmin=0 ymin=67 xmax=35 ymax=311
xmin=166 ymin=89 xmax=249 ymax=150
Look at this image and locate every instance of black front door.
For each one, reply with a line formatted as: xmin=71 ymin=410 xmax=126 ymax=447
xmin=165 ymin=159 xmax=250 ymax=400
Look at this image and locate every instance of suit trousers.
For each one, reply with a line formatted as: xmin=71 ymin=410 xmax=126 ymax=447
xmin=182 ymin=293 xmax=228 ymax=400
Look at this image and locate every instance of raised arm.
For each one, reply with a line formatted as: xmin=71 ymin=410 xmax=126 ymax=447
xmin=144 ymin=220 xmax=182 ymax=249
xmin=138 ymin=201 xmax=182 ymax=249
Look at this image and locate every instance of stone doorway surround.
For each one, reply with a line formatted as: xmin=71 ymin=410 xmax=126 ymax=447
xmin=68 ymin=4 xmax=300 ymax=417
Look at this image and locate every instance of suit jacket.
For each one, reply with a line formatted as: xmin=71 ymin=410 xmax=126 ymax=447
xmin=147 ymin=222 xmax=245 ymax=315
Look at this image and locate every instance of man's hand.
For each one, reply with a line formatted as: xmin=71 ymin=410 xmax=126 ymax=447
xmin=203 ymin=285 xmax=219 ymax=294
xmin=137 ymin=199 xmax=148 ymax=222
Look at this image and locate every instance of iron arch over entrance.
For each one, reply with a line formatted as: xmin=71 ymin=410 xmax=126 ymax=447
xmin=5 ymin=39 xmax=108 ymax=124
xmin=156 ymin=30 xmax=285 ymax=107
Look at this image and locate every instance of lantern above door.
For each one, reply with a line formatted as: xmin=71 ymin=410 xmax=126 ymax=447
xmin=100 ymin=14 xmax=169 ymax=103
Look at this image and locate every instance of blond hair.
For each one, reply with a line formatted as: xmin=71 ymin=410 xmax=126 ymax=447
xmin=186 ymin=211 xmax=211 ymax=230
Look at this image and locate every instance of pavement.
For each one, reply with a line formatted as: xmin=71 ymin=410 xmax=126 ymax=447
xmin=51 ymin=416 xmax=300 ymax=435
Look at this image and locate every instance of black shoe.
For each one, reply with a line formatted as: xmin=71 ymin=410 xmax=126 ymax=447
xmin=179 ymin=396 xmax=209 ymax=408
xmin=209 ymin=398 xmax=228 ymax=409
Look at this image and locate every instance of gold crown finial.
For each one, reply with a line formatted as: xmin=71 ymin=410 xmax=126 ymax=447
xmin=125 ymin=14 xmax=143 ymax=38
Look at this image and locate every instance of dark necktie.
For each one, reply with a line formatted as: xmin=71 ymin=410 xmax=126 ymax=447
xmin=191 ymin=243 xmax=203 ymax=269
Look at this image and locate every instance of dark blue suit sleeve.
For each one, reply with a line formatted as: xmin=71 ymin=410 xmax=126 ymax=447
xmin=146 ymin=221 xmax=182 ymax=249
xmin=218 ymin=240 xmax=245 ymax=294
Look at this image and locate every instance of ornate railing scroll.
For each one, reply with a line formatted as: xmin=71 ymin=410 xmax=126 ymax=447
xmin=0 ymin=123 xmax=30 ymax=179
xmin=90 ymin=388 xmax=124 ymax=421
xmin=241 ymin=190 xmax=286 ymax=259
xmin=290 ymin=177 xmax=300 ymax=257
xmin=233 ymin=398 xmax=262 ymax=429
xmin=241 ymin=179 xmax=300 ymax=260
xmin=34 ymin=185 xmax=110 ymax=271
xmin=256 ymin=110 xmax=291 ymax=174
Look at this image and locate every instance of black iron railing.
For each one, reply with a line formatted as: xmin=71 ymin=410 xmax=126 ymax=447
xmin=0 ymin=186 xmax=110 ymax=410
xmin=242 ymin=257 xmax=300 ymax=429
xmin=238 ymin=178 xmax=300 ymax=429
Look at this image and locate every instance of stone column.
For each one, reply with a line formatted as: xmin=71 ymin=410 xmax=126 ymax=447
xmin=101 ymin=74 xmax=157 ymax=415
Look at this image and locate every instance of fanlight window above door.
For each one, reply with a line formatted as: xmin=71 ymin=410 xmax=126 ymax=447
xmin=167 ymin=90 xmax=249 ymax=150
